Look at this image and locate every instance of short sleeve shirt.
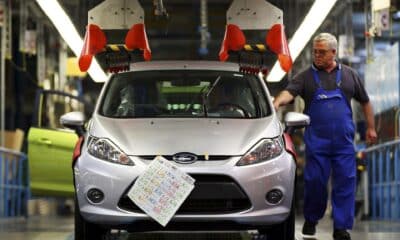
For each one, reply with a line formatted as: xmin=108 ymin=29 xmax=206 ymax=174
xmin=285 ymin=63 xmax=370 ymax=113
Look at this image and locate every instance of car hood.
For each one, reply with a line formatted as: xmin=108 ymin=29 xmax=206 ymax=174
xmin=89 ymin=116 xmax=282 ymax=156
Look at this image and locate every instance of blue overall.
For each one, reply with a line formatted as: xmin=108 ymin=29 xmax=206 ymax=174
xmin=303 ymin=64 xmax=356 ymax=230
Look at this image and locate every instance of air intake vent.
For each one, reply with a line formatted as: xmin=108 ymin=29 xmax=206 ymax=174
xmin=118 ymin=174 xmax=251 ymax=214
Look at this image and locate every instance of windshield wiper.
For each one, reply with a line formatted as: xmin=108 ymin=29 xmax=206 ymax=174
xmin=202 ymin=76 xmax=221 ymax=117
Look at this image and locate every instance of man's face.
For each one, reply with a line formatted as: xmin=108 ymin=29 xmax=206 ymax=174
xmin=313 ymin=41 xmax=336 ymax=69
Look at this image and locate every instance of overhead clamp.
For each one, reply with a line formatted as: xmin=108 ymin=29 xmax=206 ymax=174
xmin=78 ymin=0 xmax=151 ymax=74
xmin=218 ymin=0 xmax=292 ymax=75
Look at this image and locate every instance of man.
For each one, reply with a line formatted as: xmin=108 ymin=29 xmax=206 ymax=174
xmin=273 ymin=33 xmax=377 ymax=240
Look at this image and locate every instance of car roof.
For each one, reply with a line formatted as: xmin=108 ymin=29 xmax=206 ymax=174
xmin=129 ymin=60 xmax=240 ymax=72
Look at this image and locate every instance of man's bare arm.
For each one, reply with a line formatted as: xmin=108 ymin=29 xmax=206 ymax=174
xmin=273 ymin=90 xmax=295 ymax=111
xmin=361 ymin=101 xmax=377 ymax=144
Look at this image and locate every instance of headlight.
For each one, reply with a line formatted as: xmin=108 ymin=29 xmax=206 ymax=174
xmin=87 ymin=136 xmax=134 ymax=166
xmin=236 ymin=137 xmax=283 ymax=166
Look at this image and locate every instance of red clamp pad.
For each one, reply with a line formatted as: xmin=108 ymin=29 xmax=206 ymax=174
xmin=79 ymin=24 xmax=107 ymax=72
xmin=125 ymin=23 xmax=152 ymax=61
xmin=283 ymin=133 xmax=297 ymax=159
xmin=219 ymin=24 xmax=246 ymax=61
xmin=72 ymin=136 xmax=84 ymax=167
xmin=266 ymin=24 xmax=293 ymax=72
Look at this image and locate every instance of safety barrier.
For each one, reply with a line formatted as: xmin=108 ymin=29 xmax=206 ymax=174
xmin=0 ymin=146 xmax=30 ymax=217
xmin=363 ymin=139 xmax=400 ymax=220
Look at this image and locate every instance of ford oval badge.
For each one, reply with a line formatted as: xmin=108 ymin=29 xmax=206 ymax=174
xmin=172 ymin=152 xmax=198 ymax=164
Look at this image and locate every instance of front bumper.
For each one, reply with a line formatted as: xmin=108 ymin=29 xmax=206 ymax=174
xmin=74 ymin=151 xmax=296 ymax=230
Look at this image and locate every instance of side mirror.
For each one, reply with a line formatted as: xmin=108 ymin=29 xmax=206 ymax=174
xmin=284 ymin=112 xmax=310 ymax=135
xmin=60 ymin=111 xmax=86 ymax=136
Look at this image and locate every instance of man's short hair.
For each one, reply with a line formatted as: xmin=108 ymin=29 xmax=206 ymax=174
xmin=313 ymin=33 xmax=337 ymax=51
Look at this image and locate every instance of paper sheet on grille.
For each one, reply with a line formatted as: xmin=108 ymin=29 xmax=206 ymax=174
xmin=127 ymin=156 xmax=195 ymax=226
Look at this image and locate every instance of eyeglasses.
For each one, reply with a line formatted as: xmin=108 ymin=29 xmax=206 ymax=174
xmin=313 ymin=49 xmax=332 ymax=55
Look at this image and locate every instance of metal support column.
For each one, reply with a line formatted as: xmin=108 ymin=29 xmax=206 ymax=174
xmin=365 ymin=0 xmax=374 ymax=62
xmin=362 ymin=168 xmax=369 ymax=217
xmin=198 ymin=0 xmax=209 ymax=56
xmin=0 ymin=0 xmax=6 ymax=147
xmin=37 ymin=21 xmax=45 ymax=88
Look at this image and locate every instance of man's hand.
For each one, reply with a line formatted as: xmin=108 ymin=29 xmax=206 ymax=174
xmin=273 ymin=90 xmax=294 ymax=112
xmin=273 ymin=101 xmax=280 ymax=111
xmin=366 ymin=127 xmax=377 ymax=145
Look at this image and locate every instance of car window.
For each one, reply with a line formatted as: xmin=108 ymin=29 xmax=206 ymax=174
xmin=100 ymin=70 xmax=271 ymax=118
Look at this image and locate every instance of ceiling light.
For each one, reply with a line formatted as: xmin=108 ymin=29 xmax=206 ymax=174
xmin=36 ymin=0 xmax=108 ymax=82
xmin=267 ymin=0 xmax=338 ymax=82
xmin=393 ymin=11 xmax=400 ymax=20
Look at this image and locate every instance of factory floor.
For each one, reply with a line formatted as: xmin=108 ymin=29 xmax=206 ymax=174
xmin=1 ymin=214 xmax=400 ymax=240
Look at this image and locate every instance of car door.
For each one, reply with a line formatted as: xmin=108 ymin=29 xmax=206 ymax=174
xmin=28 ymin=90 xmax=85 ymax=197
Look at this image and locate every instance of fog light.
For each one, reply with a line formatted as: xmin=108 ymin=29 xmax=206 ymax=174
xmin=87 ymin=188 xmax=104 ymax=204
xmin=266 ymin=189 xmax=283 ymax=204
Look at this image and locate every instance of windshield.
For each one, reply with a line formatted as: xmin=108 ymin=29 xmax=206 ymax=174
xmin=99 ymin=70 xmax=271 ymax=118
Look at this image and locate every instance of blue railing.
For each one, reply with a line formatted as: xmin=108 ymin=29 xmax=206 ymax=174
xmin=364 ymin=139 xmax=400 ymax=220
xmin=0 ymin=147 xmax=30 ymax=218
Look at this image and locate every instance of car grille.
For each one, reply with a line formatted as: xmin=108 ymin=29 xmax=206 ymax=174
xmin=138 ymin=155 xmax=231 ymax=161
xmin=118 ymin=174 xmax=252 ymax=214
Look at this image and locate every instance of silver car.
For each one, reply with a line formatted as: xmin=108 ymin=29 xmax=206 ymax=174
xmin=61 ymin=61 xmax=309 ymax=240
